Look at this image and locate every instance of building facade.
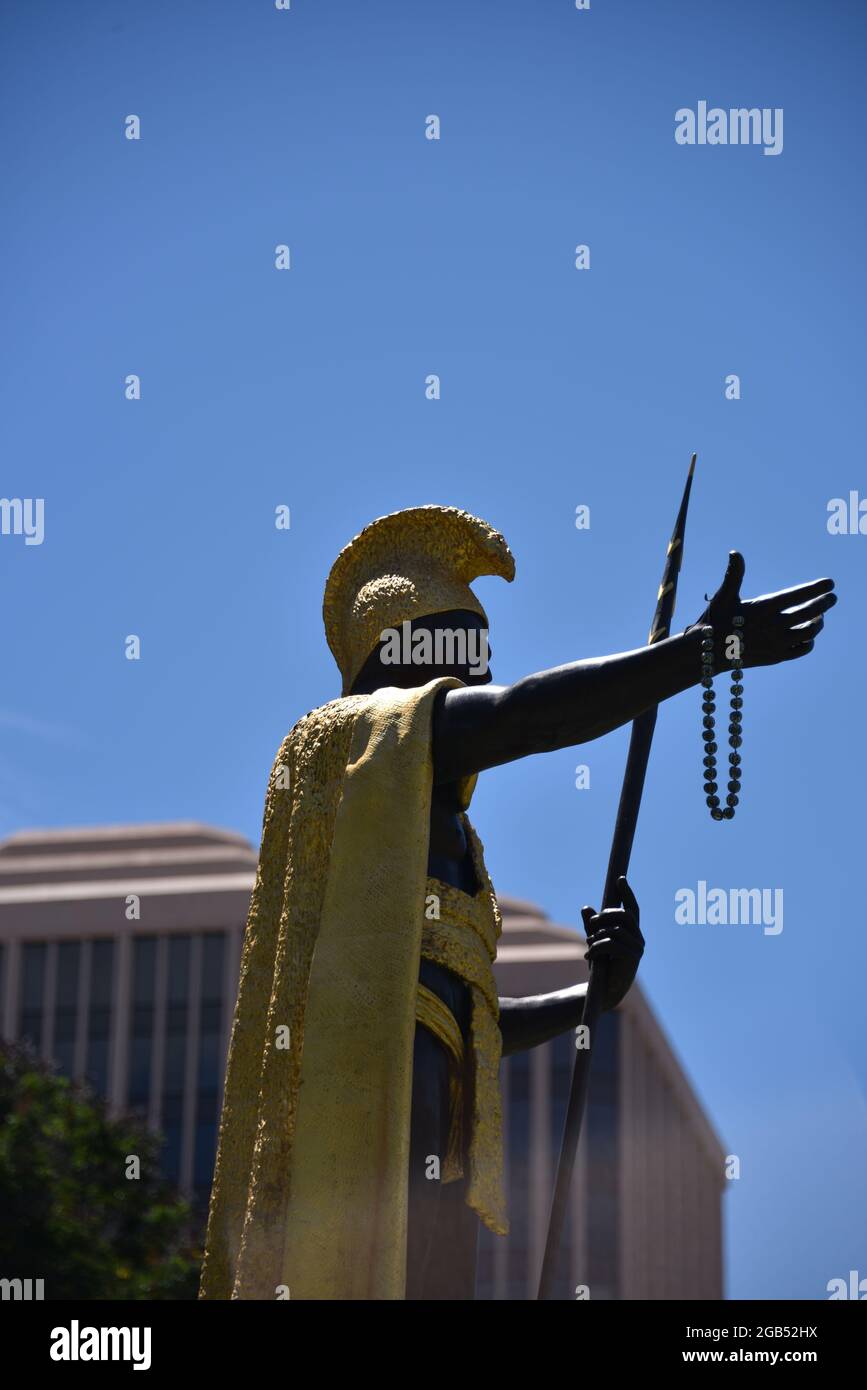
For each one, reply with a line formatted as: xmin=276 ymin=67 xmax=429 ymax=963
xmin=0 ymin=821 xmax=725 ymax=1299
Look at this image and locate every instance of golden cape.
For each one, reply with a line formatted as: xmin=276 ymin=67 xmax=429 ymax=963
xmin=199 ymin=677 xmax=499 ymax=1301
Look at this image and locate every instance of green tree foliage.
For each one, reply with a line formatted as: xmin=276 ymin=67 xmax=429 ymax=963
xmin=0 ymin=1042 xmax=201 ymax=1299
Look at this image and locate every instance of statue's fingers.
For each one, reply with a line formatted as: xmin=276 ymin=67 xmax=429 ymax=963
xmin=594 ymin=910 xmax=629 ymax=932
xmin=717 ymin=550 xmax=745 ymax=602
xmin=580 ymin=905 xmax=597 ymax=933
xmin=780 ymin=591 xmax=837 ymax=622
xmin=786 ymin=615 xmax=824 ymax=640
xmin=751 ymin=577 xmax=835 ymax=614
xmin=617 ymin=875 xmax=640 ymax=920
xmin=586 ymin=931 xmax=629 ymax=958
xmin=611 ymin=916 xmax=645 ymax=950
xmin=591 ymin=915 xmax=644 ymax=948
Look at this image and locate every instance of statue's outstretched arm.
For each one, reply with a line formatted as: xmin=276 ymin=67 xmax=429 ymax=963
xmin=435 ymin=630 xmax=702 ymax=781
xmin=433 ymin=560 xmax=834 ymax=783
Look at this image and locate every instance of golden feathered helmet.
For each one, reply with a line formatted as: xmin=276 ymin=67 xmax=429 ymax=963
xmin=323 ymin=505 xmax=516 ymax=695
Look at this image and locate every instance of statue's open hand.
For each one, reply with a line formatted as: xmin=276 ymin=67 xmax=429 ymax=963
xmin=688 ymin=551 xmax=836 ymax=670
xmin=582 ymin=876 xmax=644 ymax=1012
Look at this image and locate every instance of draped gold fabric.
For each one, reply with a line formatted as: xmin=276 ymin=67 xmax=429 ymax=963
xmin=413 ymin=982 xmax=465 ymax=1177
xmin=199 ymin=677 xmax=506 ymax=1301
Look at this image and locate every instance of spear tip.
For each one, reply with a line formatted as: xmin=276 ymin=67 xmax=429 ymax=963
xmin=688 ymin=451 xmax=697 ymax=476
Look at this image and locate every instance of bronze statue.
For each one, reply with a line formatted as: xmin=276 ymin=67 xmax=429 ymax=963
xmin=200 ymin=505 xmax=835 ymax=1301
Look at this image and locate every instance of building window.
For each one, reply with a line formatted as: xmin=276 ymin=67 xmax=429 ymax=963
xmin=161 ymin=935 xmax=190 ymax=1185
xmin=54 ymin=942 xmax=80 ymax=1078
xmin=86 ymin=940 xmax=114 ymax=1096
xmin=128 ymin=937 xmax=157 ymax=1116
xmin=19 ymin=942 xmax=46 ymax=1052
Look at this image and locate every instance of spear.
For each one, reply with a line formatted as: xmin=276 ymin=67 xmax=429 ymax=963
xmin=537 ymin=452 xmax=697 ymax=1300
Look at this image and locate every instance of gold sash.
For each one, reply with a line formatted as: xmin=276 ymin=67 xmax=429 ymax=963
xmin=414 ymin=820 xmax=508 ymax=1236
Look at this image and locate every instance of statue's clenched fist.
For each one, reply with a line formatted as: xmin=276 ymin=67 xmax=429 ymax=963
xmin=581 ymin=875 xmax=644 ymax=1012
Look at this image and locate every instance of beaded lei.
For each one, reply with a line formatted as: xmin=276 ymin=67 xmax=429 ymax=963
xmin=700 ymin=616 xmax=744 ymax=820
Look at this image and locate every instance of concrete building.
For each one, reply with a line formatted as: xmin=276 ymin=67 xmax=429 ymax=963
xmin=0 ymin=821 xmax=725 ymax=1299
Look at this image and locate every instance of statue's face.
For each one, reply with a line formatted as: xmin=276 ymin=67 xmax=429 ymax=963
xmin=351 ymin=609 xmax=493 ymax=694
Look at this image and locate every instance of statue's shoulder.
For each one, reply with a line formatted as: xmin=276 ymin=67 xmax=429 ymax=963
xmin=277 ymin=693 xmax=372 ymax=761
xmin=275 ymin=684 xmax=443 ymax=774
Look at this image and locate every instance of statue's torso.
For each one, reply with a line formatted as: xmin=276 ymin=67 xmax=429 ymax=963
xmin=422 ymin=782 xmax=478 ymax=1029
xmin=427 ymin=782 xmax=478 ymax=894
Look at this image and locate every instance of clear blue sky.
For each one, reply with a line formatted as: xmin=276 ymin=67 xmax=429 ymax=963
xmin=2 ymin=0 xmax=865 ymax=1300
